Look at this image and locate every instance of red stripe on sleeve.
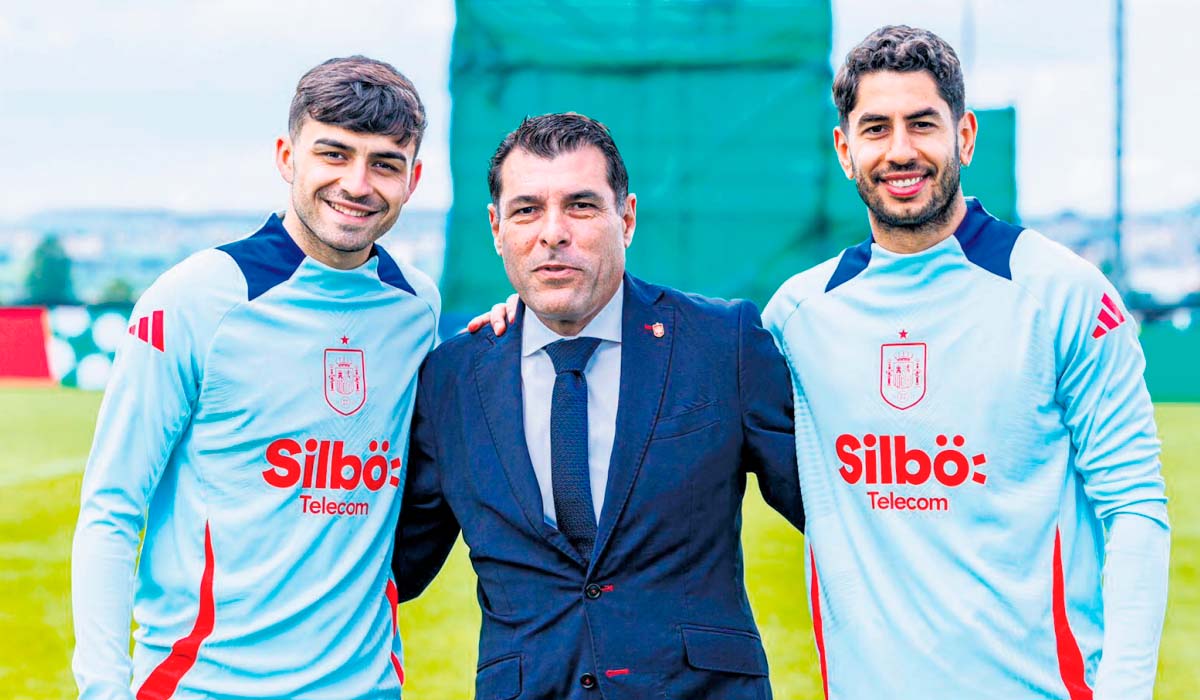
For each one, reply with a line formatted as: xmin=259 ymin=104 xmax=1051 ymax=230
xmin=390 ymin=653 xmax=406 ymax=686
xmin=1101 ymin=293 xmax=1125 ymax=323
xmin=136 ymin=522 xmax=217 ymax=700
xmin=386 ymin=579 xmax=400 ymax=634
xmin=137 ymin=316 xmax=150 ymax=343
xmin=386 ymin=580 xmax=405 ymax=686
xmin=810 ymin=546 xmax=830 ymax=700
xmin=1052 ymin=528 xmax=1094 ymax=700
xmin=151 ymin=310 xmax=165 ymax=352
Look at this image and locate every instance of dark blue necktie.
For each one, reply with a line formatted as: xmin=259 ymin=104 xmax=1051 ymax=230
xmin=544 ymin=337 xmax=602 ymax=558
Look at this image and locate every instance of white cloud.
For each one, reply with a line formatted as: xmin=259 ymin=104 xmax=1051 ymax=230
xmin=0 ymin=0 xmax=455 ymax=217
xmin=0 ymin=0 xmax=1193 ymax=218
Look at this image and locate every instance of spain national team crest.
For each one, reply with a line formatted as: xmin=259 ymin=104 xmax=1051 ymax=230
xmin=324 ymin=348 xmax=367 ymax=416
xmin=880 ymin=342 xmax=926 ymax=410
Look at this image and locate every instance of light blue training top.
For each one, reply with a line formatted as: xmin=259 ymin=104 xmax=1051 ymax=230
xmin=764 ymin=198 xmax=1169 ymax=700
xmin=72 ymin=213 xmax=439 ymax=700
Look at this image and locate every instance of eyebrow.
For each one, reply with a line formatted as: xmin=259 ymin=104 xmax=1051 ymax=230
xmin=903 ymin=108 xmax=941 ymax=121
xmin=505 ymin=194 xmax=544 ymax=209
xmin=856 ymin=113 xmax=891 ymax=125
xmin=504 ymin=190 xmax=607 ymax=210
xmin=312 ymin=138 xmax=408 ymax=163
xmin=857 ymin=108 xmax=942 ymax=125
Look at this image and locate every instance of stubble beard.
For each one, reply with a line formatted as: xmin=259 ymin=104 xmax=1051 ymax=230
xmin=856 ymin=146 xmax=962 ymax=238
xmin=292 ymin=186 xmax=387 ymax=255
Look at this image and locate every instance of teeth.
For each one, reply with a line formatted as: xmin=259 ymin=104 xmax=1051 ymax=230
xmin=328 ymin=202 xmax=371 ymax=218
xmin=891 ymin=177 xmax=923 ymax=188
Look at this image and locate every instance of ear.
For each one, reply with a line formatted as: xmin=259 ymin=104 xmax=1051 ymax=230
xmin=407 ymin=158 xmax=423 ymax=195
xmin=833 ymin=126 xmax=855 ymax=180
xmin=488 ymin=203 xmax=503 ymax=256
xmin=958 ymin=110 xmax=978 ymax=167
xmin=275 ymin=136 xmax=295 ymax=184
xmin=621 ymin=193 xmax=637 ymax=248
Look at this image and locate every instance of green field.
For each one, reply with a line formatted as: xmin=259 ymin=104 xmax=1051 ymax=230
xmin=0 ymin=387 xmax=1195 ymax=698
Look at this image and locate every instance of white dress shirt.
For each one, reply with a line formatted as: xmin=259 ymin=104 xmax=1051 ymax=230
xmin=521 ymin=282 xmax=623 ymax=527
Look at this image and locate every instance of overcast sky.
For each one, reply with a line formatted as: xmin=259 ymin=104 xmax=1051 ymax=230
xmin=1 ymin=0 xmax=1195 ymax=220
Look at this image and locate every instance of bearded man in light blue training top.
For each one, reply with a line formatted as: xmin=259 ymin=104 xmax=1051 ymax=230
xmin=763 ymin=25 xmax=1169 ymax=700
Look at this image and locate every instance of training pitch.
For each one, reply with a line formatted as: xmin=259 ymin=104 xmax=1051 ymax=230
xmin=0 ymin=387 xmax=1195 ymax=698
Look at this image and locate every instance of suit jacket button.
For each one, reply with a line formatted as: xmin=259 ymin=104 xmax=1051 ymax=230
xmin=580 ymin=673 xmax=598 ymax=689
xmin=585 ymin=583 xmax=602 ymax=600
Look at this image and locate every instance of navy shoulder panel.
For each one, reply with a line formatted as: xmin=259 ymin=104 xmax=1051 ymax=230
xmin=953 ymin=197 xmax=1024 ymax=280
xmin=217 ymin=214 xmax=306 ymax=301
xmin=825 ymin=236 xmax=873 ymax=292
xmin=373 ymin=245 xmax=416 ymax=296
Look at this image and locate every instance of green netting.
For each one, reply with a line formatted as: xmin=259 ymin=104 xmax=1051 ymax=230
xmin=1140 ymin=322 xmax=1200 ymax=402
xmin=450 ymin=1 xmax=832 ymax=69
xmin=962 ymin=107 xmax=1018 ymax=223
xmin=443 ymin=1 xmax=1018 ymax=310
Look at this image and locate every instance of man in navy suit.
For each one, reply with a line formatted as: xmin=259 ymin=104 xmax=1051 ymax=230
xmin=394 ymin=113 xmax=803 ymax=699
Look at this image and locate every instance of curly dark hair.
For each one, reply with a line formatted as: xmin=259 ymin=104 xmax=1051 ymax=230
xmin=833 ymin=25 xmax=965 ymax=127
xmin=288 ymin=55 xmax=427 ymax=154
xmin=488 ymin=112 xmax=629 ymax=211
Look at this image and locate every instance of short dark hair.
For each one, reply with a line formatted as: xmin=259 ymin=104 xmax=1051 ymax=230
xmin=289 ymin=55 xmax=427 ymax=153
xmin=488 ymin=113 xmax=629 ymax=211
xmin=833 ymin=25 xmax=965 ymax=128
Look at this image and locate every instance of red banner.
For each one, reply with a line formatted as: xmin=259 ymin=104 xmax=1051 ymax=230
xmin=0 ymin=307 xmax=53 ymax=383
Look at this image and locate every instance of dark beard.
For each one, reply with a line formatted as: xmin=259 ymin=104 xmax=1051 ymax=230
xmin=856 ymin=151 xmax=961 ymax=236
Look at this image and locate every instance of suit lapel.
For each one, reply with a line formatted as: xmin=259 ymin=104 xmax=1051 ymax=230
xmin=474 ymin=304 xmax=588 ymax=568
xmin=593 ymin=275 xmax=673 ymax=567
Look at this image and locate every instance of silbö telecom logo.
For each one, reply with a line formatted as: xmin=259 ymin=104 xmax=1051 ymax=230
xmin=261 ymin=437 xmax=402 ymax=516
xmin=835 ymin=433 xmax=988 ymax=512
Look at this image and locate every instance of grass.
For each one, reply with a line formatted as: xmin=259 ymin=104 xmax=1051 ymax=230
xmin=0 ymin=387 xmax=1195 ymax=698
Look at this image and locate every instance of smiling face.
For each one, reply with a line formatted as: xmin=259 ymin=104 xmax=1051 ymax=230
xmin=276 ymin=119 xmax=422 ymax=269
xmin=488 ymin=145 xmax=635 ymax=337
xmin=834 ymin=70 xmax=976 ymax=245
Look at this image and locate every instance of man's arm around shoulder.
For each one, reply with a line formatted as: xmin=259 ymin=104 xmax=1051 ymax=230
xmin=735 ymin=300 xmax=804 ymax=532
xmin=393 ymin=355 xmax=461 ymax=603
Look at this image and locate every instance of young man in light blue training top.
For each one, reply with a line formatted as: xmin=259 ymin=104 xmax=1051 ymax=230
xmin=763 ymin=25 xmax=1169 ymax=700
xmin=71 ymin=56 xmax=439 ymax=700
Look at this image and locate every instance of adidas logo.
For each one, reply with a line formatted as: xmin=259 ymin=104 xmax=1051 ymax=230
xmin=128 ymin=310 xmax=165 ymax=351
xmin=1091 ymin=293 xmax=1126 ymax=339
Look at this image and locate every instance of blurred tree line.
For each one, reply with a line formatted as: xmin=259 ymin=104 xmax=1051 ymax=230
xmin=16 ymin=234 xmax=134 ymax=306
xmin=23 ymin=235 xmax=76 ymax=305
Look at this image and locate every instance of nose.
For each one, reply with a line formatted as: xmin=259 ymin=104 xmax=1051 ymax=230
xmin=539 ymin=207 xmax=571 ymax=248
xmin=340 ymin=160 xmax=373 ymax=199
xmin=885 ymin=126 xmax=919 ymax=166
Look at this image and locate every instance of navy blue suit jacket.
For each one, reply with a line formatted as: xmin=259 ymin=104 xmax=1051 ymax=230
xmin=395 ymin=274 xmax=803 ymax=700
